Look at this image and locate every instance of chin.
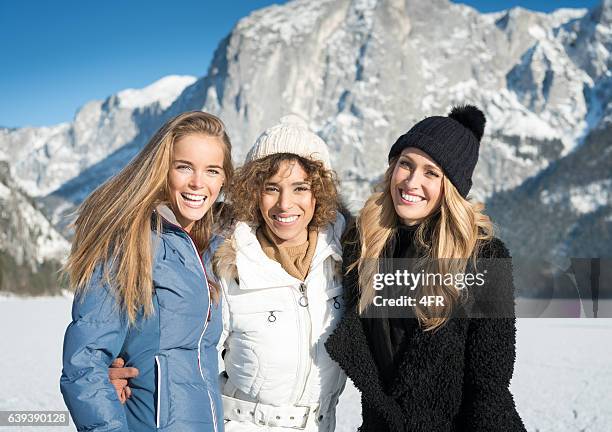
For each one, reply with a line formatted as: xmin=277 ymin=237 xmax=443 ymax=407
xmin=181 ymin=210 xmax=207 ymax=225
xmin=184 ymin=209 xmax=203 ymax=220
xmin=394 ymin=207 xmax=422 ymax=222
xmin=273 ymin=228 xmax=296 ymax=240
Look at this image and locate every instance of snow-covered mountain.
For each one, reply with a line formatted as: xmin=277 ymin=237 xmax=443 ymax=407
xmin=486 ymin=0 xmax=612 ymax=261
xmin=0 ymin=162 xmax=70 ymax=294
xmin=0 ymin=76 xmax=195 ymax=292
xmin=177 ymin=0 xmax=601 ymax=203
xmin=0 ymin=75 xmax=196 ymax=197
xmin=488 ymin=114 xmax=612 ymax=263
xmin=0 ymin=0 xmax=611 ymax=293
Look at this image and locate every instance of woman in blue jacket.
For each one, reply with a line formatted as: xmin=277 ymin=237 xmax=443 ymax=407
xmin=60 ymin=111 xmax=234 ymax=432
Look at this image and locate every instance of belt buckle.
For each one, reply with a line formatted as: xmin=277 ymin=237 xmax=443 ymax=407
xmin=298 ymin=405 xmax=311 ymax=428
xmin=253 ymin=402 xmax=271 ymax=426
xmin=294 ymin=404 xmax=319 ymax=429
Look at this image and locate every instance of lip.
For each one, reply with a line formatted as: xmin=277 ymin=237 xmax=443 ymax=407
xmin=398 ymin=188 xmax=426 ymax=206
xmin=180 ymin=192 xmax=207 ymax=209
xmin=271 ymin=214 xmax=300 ymax=226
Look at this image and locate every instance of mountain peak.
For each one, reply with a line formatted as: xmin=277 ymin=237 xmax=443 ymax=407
xmin=115 ymin=75 xmax=197 ymax=110
xmin=594 ymin=0 xmax=612 ymax=23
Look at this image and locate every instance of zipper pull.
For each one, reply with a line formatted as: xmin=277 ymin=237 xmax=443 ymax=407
xmin=298 ymin=283 xmax=309 ymax=307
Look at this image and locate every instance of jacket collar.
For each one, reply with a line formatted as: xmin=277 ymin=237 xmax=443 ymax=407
xmin=155 ymin=204 xmax=184 ymax=231
xmin=232 ymin=213 xmax=345 ymax=290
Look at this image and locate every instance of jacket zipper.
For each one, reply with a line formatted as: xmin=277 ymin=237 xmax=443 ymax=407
xmin=155 ymin=355 xmax=161 ymax=428
xmin=291 ymin=252 xmax=335 ymax=406
xmin=291 ymin=281 xmax=313 ymax=405
xmin=185 ymin=235 xmax=218 ymax=432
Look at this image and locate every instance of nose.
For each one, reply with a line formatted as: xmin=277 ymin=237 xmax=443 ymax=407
xmin=275 ymin=190 xmax=293 ymax=211
xmin=403 ymin=169 xmax=421 ymax=191
xmin=189 ymin=171 xmax=205 ymax=190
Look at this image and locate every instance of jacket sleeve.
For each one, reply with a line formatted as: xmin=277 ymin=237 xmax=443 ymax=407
xmin=60 ymin=266 xmax=130 ymax=432
xmin=457 ymin=238 xmax=526 ymax=431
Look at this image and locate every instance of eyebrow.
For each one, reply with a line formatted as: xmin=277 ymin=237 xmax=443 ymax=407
xmin=173 ymin=160 xmax=224 ymax=170
xmin=264 ymin=181 xmax=311 ymax=186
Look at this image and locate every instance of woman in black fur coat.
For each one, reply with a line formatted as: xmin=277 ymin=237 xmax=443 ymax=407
xmin=325 ymin=106 xmax=526 ymax=432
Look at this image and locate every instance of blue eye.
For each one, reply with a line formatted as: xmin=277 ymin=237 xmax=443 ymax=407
xmin=177 ymin=165 xmax=192 ymax=171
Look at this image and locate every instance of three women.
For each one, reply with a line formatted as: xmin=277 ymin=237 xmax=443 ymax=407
xmin=63 ymin=106 xmax=525 ymax=431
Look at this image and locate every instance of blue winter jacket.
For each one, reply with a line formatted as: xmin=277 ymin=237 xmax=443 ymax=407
xmin=60 ymin=206 xmax=223 ymax=432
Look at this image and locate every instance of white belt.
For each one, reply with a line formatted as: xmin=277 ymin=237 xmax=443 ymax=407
xmin=223 ymin=395 xmax=321 ymax=429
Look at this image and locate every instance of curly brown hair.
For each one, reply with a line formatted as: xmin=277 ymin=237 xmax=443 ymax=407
xmin=230 ymin=153 xmax=339 ymax=228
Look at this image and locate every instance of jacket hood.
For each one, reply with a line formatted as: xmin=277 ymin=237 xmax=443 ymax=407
xmin=156 ymin=204 xmax=180 ymax=226
xmin=213 ymin=213 xmax=345 ymax=289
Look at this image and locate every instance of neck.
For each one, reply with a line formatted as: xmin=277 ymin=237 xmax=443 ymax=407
xmin=400 ymin=219 xmax=421 ymax=228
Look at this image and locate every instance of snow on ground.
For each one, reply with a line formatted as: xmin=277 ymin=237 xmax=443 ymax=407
xmin=511 ymin=318 xmax=612 ymax=432
xmin=0 ymin=296 xmax=610 ymax=431
xmin=0 ymin=296 xmax=73 ymax=431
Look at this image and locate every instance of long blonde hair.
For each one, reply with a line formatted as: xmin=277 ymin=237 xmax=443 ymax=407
xmin=65 ymin=111 xmax=233 ymax=323
xmin=353 ymin=158 xmax=493 ymax=331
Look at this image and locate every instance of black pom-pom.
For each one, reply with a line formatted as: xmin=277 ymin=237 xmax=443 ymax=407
xmin=448 ymin=105 xmax=486 ymax=142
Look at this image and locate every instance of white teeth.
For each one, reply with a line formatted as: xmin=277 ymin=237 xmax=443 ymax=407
xmin=181 ymin=193 xmax=205 ymax=202
xmin=275 ymin=215 xmax=298 ymax=223
xmin=400 ymin=190 xmax=424 ymax=203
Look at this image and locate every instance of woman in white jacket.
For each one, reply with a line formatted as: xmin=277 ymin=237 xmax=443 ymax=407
xmin=213 ymin=115 xmax=347 ymax=431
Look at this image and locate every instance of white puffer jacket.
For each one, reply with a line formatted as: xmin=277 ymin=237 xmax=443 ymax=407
xmin=214 ymin=215 xmax=347 ymax=432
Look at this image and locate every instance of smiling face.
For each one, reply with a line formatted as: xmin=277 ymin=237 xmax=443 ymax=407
xmin=259 ymin=159 xmax=316 ymax=247
xmin=390 ymin=147 xmax=444 ymax=225
xmin=167 ymin=133 xmax=226 ymax=233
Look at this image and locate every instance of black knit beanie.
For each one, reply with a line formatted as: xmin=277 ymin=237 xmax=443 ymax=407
xmin=387 ymin=105 xmax=486 ymax=197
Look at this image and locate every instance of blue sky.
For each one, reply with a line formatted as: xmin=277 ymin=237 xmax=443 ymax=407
xmin=0 ymin=0 xmax=599 ymax=128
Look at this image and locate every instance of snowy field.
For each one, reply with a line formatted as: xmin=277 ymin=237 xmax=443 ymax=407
xmin=0 ymin=295 xmax=610 ymax=431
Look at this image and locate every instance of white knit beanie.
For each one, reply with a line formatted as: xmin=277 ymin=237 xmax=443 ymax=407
xmin=245 ymin=114 xmax=332 ymax=170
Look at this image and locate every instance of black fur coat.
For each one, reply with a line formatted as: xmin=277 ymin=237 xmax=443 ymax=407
xmin=325 ymin=228 xmax=526 ymax=432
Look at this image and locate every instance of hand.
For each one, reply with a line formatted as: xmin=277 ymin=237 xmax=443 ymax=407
xmin=109 ymin=357 xmax=139 ymax=404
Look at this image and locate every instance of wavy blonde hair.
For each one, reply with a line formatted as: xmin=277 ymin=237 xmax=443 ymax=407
xmin=353 ymin=157 xmax=493 ymax=331
xmin=64 ymin=111 xmax=233 ymax=323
